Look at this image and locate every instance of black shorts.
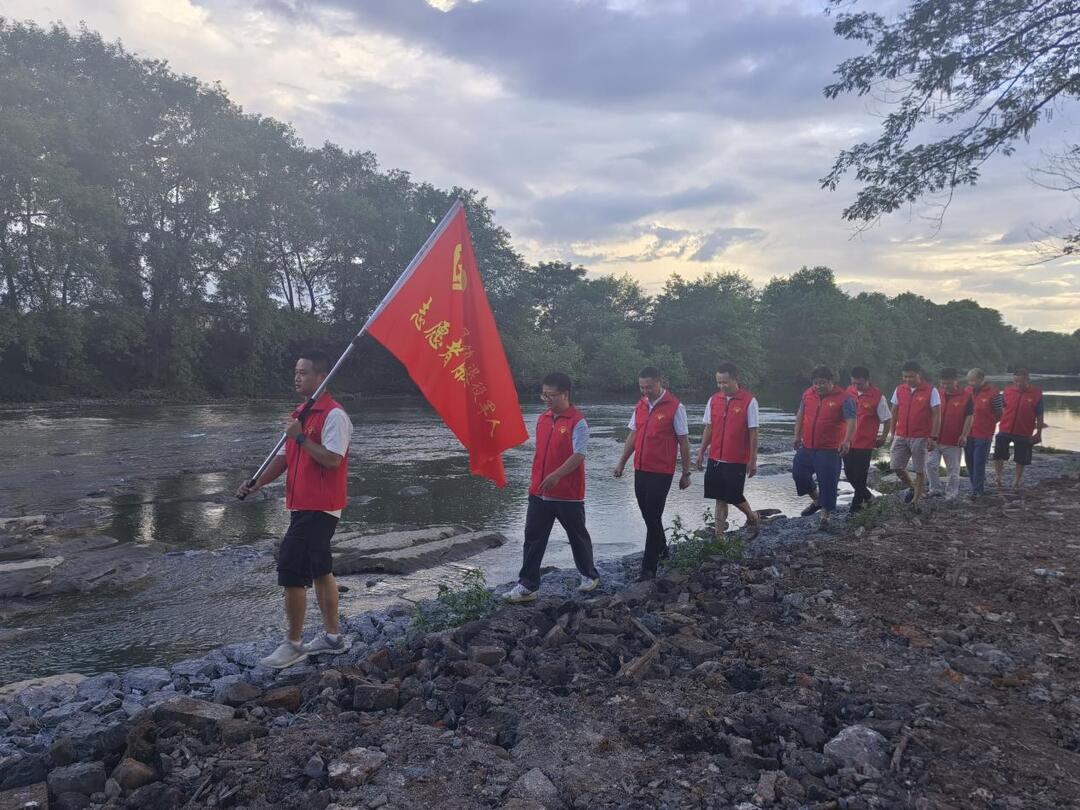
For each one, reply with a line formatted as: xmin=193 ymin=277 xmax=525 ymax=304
xmin=277 ymin=510 xmax=338 ymax=587
xmin=704 ymin=460 xmax=748 ymax=505
xmin=993 ymin=433 xmax=1033 ymax=466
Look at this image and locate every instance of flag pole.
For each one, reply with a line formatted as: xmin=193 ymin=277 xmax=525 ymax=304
xmin=238 ymin=200 xmax=464 ymax=498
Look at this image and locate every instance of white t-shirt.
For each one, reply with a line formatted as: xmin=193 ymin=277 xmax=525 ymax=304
xmin=278 ymin=407 xmax=353 ymax=517
xmin=626 ymin=390 xmax=689 ymax=436
xmin=702 ymin=394 xmax=760 ymax=429
xmin=874 ymin=394 xmax=892 ymax=422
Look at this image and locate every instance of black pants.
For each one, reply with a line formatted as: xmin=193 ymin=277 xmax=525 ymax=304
xmin=518 ymin=495 xmax=599 ymax=591
xmin=843 ymin=448 xmax=873 ymax=512
xmin=635 ymin=470 xmax=674 ymax=575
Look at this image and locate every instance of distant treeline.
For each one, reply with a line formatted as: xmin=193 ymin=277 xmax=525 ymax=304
xmin=1 ymin=21 xmax=1078 ymax=402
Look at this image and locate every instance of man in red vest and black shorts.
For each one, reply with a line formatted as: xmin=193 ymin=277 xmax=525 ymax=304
xmin=845 ymin=366 xmax=891 ymax=514
xmin=964 ymin=367 xmax=1003 ymax=497
xmin=613 ymin=367 xmax=692 ymax=581
xmin=696 ymin=362 xmax=761 ymax=540
xmin=887 ymin=360 xmax=941 ymax=506
xmin=994 ymin=367 xmax=1045 ymax=491
xmin=792 ymin=366 xmax=856 ymax=529
xmin=926 ymin=367 xmax=973 ymax=499
xmin=236 ymin=350 xmax=353 ymax=669
xmin=503 ymin=372 xmax=600 ymax=604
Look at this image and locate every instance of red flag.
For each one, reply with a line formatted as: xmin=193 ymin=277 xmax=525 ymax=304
xmin=366 ymin=202 xmax=528 ymax=486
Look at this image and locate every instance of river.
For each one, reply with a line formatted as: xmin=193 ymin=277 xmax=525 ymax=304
xmin=1 ymin=376 xmax=1078 ymax=685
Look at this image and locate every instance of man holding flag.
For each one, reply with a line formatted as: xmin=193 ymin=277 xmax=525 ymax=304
xmin=238 ymin=201 xmax=528 ymax=659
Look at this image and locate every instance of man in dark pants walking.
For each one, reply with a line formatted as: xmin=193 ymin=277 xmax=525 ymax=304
xmin=613 ymin=367 xmax=692 ymax=581
xmin=503 ymin=372 xmax=601 ymax=603
xmin=793 ymin=366 xmax=857 ymax=530
xmin=844 ymin=366 xmax=891 ymax=513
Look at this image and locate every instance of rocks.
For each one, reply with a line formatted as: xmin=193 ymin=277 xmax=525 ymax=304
xmin=152 ymin=697 xmax=234 ymax=738
xmin=327 ymin=747 xmax=387 ymax=789
xmin=46 ymin=761 xmax=106 ymax=798
xmin=397 ymin=486 xmax=430 ymax=497
xmin=353 ymin=683 xmax=399 ymax=712
xmin=260 ymin=686 xmax=301 ymax=713
xmin=0 ymin=673 xmax=86 ymax=705
xmin=0 ymin=751 xmax=47 ymax=791
xmin=334 ymin=527 xmax=508 ymax=575
xmin=668 ymin=636 xmax=723 ymax=667
xmin=0 ymin=780 xmax=47 ymax=809
xmin=824 ymin=725 xmax=889 ymax=771
xmin=217 ymin=719 xmax=268 ymax=745
xmin=215 ymin=681 xmax=262 ymax=707
xmin=0 ymin=536 xmax=150 ymax=598
xmin=303 ymin=754 xmax=326 ymax=780
xmin=468 ymin=645 xmax=506 ymax=666
xmin=508 ymin=768 xmax=560 ymax=806
xmin=122 ymin=667 xmax=172 ymax=694
xmin=110 ymin=758 xmax=157 ymax=792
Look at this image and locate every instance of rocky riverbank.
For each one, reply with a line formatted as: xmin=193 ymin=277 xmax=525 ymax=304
xmin=1 ymin=453 xmax=1078 ymax=808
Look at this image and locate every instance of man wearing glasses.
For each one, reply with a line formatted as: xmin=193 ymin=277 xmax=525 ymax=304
xmin=503 ymin=372 xmax=601 ymax=603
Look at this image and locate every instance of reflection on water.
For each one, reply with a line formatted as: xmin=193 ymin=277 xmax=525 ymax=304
xmin=1 ymin=376 xmax=1078 ymax=684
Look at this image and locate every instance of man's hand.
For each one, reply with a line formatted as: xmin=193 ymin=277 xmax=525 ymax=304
xmin=1033 ymin=431 xmax=1043 ymax=445
xmin=285 ymin=418 xmax=302 ymax=440
xmin=874 ymin=436 xmax=887 ymax=448
xmin=613 ymin=463 xmax=625 ymax=478
xmin=679 ymin=471 xmax=691 ymax=490
xmin=539 ymin=473 xmax=562 ymax=493
xmin=958 ymin=433 xmax=969 ymax=447
xmin=695 ymin=451 xmax=705 ymax=472
xmin=235 ymin=480 xmax=259 ymax=498
xmin=748 ymin=460 xmax=758 ymax=478
xmin=839 ymin=440 xmax=851 ymax=456
xmin=792 ymin=437 xmax=803 ymax=451
xmin=927 ymin=438 xmax=938 ymax=451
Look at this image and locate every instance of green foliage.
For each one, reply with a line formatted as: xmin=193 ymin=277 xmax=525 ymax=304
xmin=823 ymin=0 xmax=1080 ymax=243
xmin=665 ymin=509 xmax=745 ymax=571
xmin=848 ymin=497 xmax=906 ymax=531
xmin=409 ymin=569 xmax=497 ymax=634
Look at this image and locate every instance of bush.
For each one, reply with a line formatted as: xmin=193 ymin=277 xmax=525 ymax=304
xmin=665 ymin=509 xmax=745 ymax=571
xmin=848 ymin=497 xmax=906 ymax=530
xmin=410 ymin=569 xmax=497 ymax=634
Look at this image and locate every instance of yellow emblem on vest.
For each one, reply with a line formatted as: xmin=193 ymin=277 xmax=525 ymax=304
xmin=656 ymin=413 xmax=666 ymax=421
xmin=451 ymin=244 xmax=466 ymax=291
xmin=559 ymin=426 xmax=568 ymax=434
xmin=732 ymin=407 xmax=742 ymax=414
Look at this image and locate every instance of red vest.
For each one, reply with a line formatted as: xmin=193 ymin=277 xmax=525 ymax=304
xmin=894 ymin=381 xmax=935 ymax=438
xmin=707 ymin=387 xmax=755 ymax=464
xmin=965 ymin=383 xmax=999 ymax=440
xmin=801 ymin=385 xmax=850 ymax=451
xmin=938 ymin=388 xmax=972 ymax=446
xmin=529 ymin=406 xmax=586 ymax=500
xmin=847 ymin=383 xmax=884 ymax=450
xmin=284 ymin=393 xmax=349 ymax=512
xmin=633 ymin=393 xmax=682 ymax=474
xmin=999 ymin=385 xmax=1043 ymax=437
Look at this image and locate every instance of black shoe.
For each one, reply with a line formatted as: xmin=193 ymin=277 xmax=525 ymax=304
xmin=902 ymin=489 xmax=914 ymax=504
xmin=800 ymin=502 xmax=821 ymax=517
xmin=848 ymin=502 xmax=863 ymax=515
xmin=659 ymin=545 xmax=670 ymax=561
xmin=743 ymin=520 xmax=760 ymax=540
xmin=637 ymin=570 xmax=656 ymax=583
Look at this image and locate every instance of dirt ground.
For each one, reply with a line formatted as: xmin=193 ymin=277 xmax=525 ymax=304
xmin=12 ymin=472 xmax=1080 ymax=810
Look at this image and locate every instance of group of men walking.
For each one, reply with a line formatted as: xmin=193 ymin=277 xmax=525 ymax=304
xmin=240 ymin=351 xmax=1047 ymax=665
xmin=502 ymin=361 xmax=1046 ymax=602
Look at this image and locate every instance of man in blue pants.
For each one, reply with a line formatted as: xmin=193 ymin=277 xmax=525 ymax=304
xmin=792 ymin=366 xmax=856 ymax=530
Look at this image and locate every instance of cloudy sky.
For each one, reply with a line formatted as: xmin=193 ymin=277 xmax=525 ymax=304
xmin=10 ymin=0 xmax=1080 ymax=331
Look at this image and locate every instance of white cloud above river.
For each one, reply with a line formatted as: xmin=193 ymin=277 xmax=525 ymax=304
xmin=10 ymin=0 xmax=1080 ymax=331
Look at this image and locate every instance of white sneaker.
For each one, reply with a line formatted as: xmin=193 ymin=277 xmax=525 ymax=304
xmin=577 ymin=576 xmax=600 ymax=593
xmin=303 ymin=632 xmax=351 ymax=656
xmin=502 ymin=583 xmax=537 ymax=604
xmin=258 ymin=640 xmax=307 ymax=669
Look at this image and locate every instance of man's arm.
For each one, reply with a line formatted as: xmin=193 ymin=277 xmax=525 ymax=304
xmin=698 ymin=425 xmax=712 ymax=469
xmin=236 ymin=455 xmax=287 ymax=497
xmin=793 ymin=404 xmax=805 ymax=449
xmin=929 ymin=405 xmax=941 ymax=450
xmin=840 ymin=418 xmax=856 ymax=454
xmin=614 ymin=431 xmax=636 ymax=477
xmin=286 ymin=418 xmax=344 ymax=468
xmin=876 ymin=418 xmax=891 ymax=447
xmin=747 ymin=428 xmax=759 ymax=476
xmin=1034 ymin=400 xmax=1046 ymax=442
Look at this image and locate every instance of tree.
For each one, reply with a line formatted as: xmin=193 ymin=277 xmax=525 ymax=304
xmin=822 ymin=0 xmax=1080 ymax=238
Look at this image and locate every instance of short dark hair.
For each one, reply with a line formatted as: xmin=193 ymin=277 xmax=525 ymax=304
xmin=299 ymin=349 xmax=331 ymax=376
xmin=542 ymin=371 xmax=572 ymax=394
xmin=939 ymin=367 xmax=959 ymax=380
xmin=1012 ymin=366 xmax=1030 ymax=377
xmin=901 ymin=360 xmax=922 ymax=374
xmin=715 ymin=361 xmax=738 ymax=378
xmin=810 ymin=365 xmax=834 ymax=381
xmin=638 ymin=366 xmax=661 ymax=381
xmin=850 ymin=365 xmax=870 ymax=380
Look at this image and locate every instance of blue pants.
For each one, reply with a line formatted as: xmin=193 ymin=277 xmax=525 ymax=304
xmin=793 ymin=448 xmax=842 ymax=512
xmin=964 ymin=437 xmax=991 ymax=495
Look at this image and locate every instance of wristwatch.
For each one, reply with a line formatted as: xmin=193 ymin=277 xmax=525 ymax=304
xmin=295 ymin=434 xmax=307 ymax=446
